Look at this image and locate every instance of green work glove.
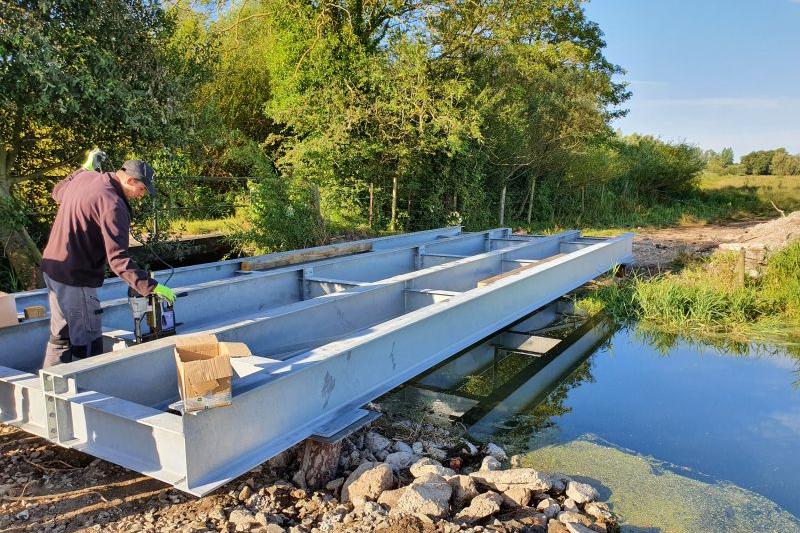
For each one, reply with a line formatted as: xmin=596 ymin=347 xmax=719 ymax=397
xmin=82 ymin=148 xmax=107 ymax=171
xmin=153 ymin=283 xmax=176 ymax=304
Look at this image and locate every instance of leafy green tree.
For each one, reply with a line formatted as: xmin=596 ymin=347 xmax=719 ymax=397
xmin=705 ymin=147 xmax=734 ymax=174
xmin=770 ymin=148 xmax=800 ymax=176
xmin=741 ymin=150 xmax=777 ymax=175
xmin=428 ymin=0 xmax=629 ymax=224
xmin=616 ymin=135 xmax=705 ymax=197
xmin=0 ymin=0 xmax=210 ymax=287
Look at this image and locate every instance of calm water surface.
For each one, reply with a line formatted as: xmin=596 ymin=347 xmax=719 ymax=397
xmin=537 ymin=328 xmax=800 ymax=517
xmin=389 ymin=320 xmax=800 ymax=531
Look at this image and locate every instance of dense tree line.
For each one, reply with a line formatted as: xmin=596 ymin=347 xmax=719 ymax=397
xmin=704 ymin=147 xmax=800 ymax=176
xmin=1 ymin=0 xmax=710 ymax=289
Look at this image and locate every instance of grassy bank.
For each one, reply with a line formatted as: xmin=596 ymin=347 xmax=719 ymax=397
xmin=577 ymin=242 xmax=800 ymax=342
xmin=507 ymin=175 xmax=787 ymax=237
xmin=699 ymin=173 xmax=800 ymax=213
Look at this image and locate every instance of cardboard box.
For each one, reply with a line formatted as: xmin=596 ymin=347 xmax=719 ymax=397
xmin=174 ymin=334 xmax=251 ymax=413
xmin=0 ymin=292 xmax=18 ymax=328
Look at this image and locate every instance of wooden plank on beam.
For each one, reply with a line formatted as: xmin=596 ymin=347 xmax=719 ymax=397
xmin=477 ymin=253 xmax=565 ymax=287
xmin=240 ymin=242 xmax=373 ymax=271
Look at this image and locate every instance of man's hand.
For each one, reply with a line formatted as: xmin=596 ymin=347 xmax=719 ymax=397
xmin=153 ymin=283 xmax=176 ymax=304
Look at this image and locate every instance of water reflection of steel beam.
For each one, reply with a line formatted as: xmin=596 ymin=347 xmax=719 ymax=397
xmin=416 ymin=302 xmax=567 ymax=390
xmin=394 ymin=387 xmax=480 ymax=417
xmin=462 ymin=316 xmax=615 ymax=442
xmin=492 ymin=333 xmax=561 ymax=355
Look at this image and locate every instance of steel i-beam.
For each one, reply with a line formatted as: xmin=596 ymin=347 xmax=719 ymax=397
xmin=0 ymin=227 xmax=510 ymax=373
xmin=0 ymin=227 xmax=528 ymax=437
xmin=32 ymin=231 xmax=632 ymax=495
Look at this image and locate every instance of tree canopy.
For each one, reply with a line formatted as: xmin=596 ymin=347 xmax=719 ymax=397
xmin=0 ymin=0 xmax=212 ymax=286
xmin=2 ymin=0 xmax=726 ymax=289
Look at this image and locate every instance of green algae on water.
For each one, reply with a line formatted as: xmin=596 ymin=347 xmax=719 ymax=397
xmin=521 ymin=434 xmax=800 ymax=533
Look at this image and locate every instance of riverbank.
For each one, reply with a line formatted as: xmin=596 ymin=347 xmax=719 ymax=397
xmin=578 ymin=213 xmax=800 ymax=342
xmin=0 ymin=408 xmax=618 ymax=533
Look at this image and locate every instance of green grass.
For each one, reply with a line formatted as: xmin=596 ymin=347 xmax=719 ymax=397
xmin=169 ymin=209 xmax=250 ymax=237
xmin=577 ymin=242 xmax=800 ymax=343
xmin=699 ymin=173 xmax=800 ymax=213
xmin=508 ymin=177 xmax=779 ymax=236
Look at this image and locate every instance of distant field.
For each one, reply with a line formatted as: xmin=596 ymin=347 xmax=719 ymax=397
xmin=699 ymin=173 xmax=800 ymax=212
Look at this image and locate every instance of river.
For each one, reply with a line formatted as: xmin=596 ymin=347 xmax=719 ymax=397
xmin=382 ymin=308 xmax=800 ymax=532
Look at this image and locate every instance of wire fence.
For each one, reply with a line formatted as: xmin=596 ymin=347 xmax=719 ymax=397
xmin=13 ymin=175 xmax=260 ymax=220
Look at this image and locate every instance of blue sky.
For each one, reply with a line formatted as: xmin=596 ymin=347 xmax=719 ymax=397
xmin=584 ymin=0 xmax=800 ymax=158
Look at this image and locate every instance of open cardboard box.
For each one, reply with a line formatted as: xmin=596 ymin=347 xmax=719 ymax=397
xmin=0 ymin=292 xmax=18 ymax=328
xmin=174 ymin=334 xmax=251 ymax=413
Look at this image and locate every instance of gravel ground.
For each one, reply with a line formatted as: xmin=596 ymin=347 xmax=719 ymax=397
xmin=0 ymin=412 xmax=617 ymax=533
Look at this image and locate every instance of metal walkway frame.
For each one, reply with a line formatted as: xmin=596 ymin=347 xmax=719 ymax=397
xmin=1 ymin=226 xmax=471 ymax=372
xmin=1 ymin=227 xmax=632 ymax=495
xmin=1 ymin=227 xmax=500 ymax=439
xmin=10 ymin=226 xmax=464 ymax=312
xmin=392 ymin=304 xmax=615 ymax=441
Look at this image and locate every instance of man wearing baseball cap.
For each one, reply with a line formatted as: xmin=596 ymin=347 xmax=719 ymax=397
xmin=39 ymin=151 xmax=176 ymax=367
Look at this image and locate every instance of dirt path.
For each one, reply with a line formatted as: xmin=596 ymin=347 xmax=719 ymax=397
xmin=632 ymin=213 xmax=800 ymax=270
xmin=632 ymin=221 xmax=758 ymax=270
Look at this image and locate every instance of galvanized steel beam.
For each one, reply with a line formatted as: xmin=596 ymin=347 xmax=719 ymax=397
xmin=8 ymin=226 xmax=464 ymax=314
xmin=33 ymin=231 xmax=632 ymax=495
xmin=0 ymin=228 xmax=511 ymax=373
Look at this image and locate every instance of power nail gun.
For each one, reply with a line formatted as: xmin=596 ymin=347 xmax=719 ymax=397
xmin=128 ymin=286 xmax=183 ymax=344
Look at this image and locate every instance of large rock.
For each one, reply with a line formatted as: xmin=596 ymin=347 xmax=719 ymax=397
xmin=509 ymin=508 xmax=548 ymax=529
xmin=566 ymin=481 xmax=598 ymax=504
xmin=454 ymin=491 xmax=503 ymax=523
xmin=461 ymin=440 xmax=478 ymax=456
xmin=228 ymin=509 xmax=257 ymax=530
xmin=447 ymin=475 xmax=480 ymax=508
xmin=384 ymin=451 xmax=413 ymax=470
xmin=562 ymin=498 xmax=579 ymax=512
xmin=394 ymin=475 xmax=452 ymax=518
xmin=480 ymin=456 xmax=502 ymax=471
xmin=584 ymin=501 xmax=615 ymax=522
xmin=409 ymin=458 xmax=456 ymax=478
xmin=392 ymin=441 xmax=414 ymax=455
xmin=558 ymin=511 xmax=593 ymax=527
xmin=325 ymin=477 xmax=345 ymax=492
xmin=424 ymin=443 xmax=448 ymax=462
xmin=536 ymin=497 xmax=561 ymax=519
xmin=501 ymin=486 xmax=532 ymax=508
xmin=341 ymin=462 xmax=394 ymax=505
xmin=484 ymin=442 xmax=508 ymax=461
xmin=365 ymin=431 xmax=392 ymax=454
xmin=549 ymin=473 xmax=571 ymax=495
xmin=377 ymin=487 xmax=406 ymax=509
xmin=566 ymin=523 xmax=596 ymax=533
xmin=548 ymin=521 xmax=570 ymax=533
xmin=469 ymin=468 xmax=552 ymax=492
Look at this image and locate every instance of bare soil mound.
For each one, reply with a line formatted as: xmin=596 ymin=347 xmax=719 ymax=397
xmin=721 ymin=210 xmax=800 ymax=252
xmin=632 ymin=212 xmax=800 ymax=270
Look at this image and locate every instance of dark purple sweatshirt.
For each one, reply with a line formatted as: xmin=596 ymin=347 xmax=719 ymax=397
xmin=41 ymin=169 xmax=157 ymax=295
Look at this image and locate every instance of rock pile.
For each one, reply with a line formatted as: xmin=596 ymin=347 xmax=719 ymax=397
xmin=0 ymin=419 xmax=619 ymax=533
xmin=312 ymin=428 xmax=619 ymax=533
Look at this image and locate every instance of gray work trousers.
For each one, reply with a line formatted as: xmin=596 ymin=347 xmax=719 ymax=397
xmin=43 ymin=273 xmax=104 ymax=368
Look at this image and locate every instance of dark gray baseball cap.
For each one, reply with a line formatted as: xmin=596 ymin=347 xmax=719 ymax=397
xmin=120 ymin=160 xmax=156 ymax=196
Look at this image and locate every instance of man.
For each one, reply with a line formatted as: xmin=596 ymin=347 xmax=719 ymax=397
xmin=39 ymin=152 xmax=175 ymax=368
